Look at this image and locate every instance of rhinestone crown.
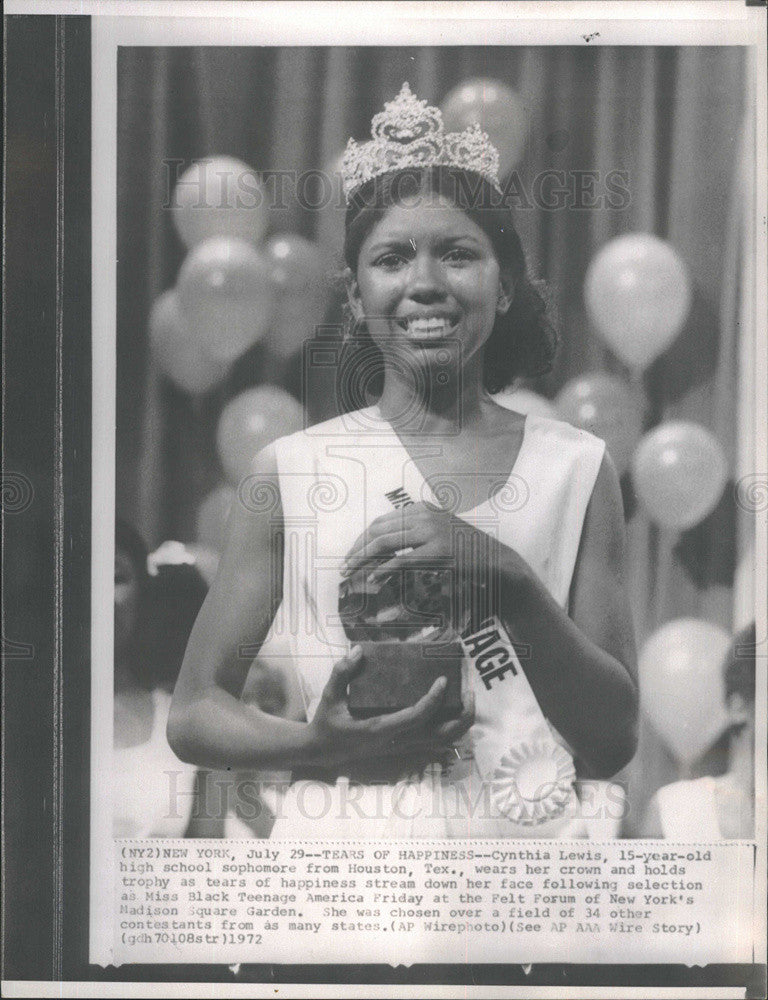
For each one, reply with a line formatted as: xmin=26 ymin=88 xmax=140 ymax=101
xmin=341 ymin=82 xmax=502 ymax=203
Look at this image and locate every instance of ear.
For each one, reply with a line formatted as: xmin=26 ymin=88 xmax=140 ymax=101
xmin=344 ymin=267 xmax=365 ymax=321
xmin=496 ymin=270 xmax=515 ymax=316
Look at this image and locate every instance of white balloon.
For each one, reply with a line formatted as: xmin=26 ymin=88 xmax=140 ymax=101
xmin=266 ymin=235 xmax=329 ymax=359
xmin=216 ymin=386 xmax=304 ymax=485
xmin=585 ymin=233 xmax=692 ymax=370
xmin=639 ymin=618 xmax=731 ymax=765
xmin=556 ymin=373 xmax=646 ymax=475
xmin=171 ymin=156 xmax=269 ymax=249
xmin=441 ymin=78 xmax=529 ymax=177
xmin=177 ymin=237 xmax=274 ymax=364
xmin=149 ymin=289 xmax=228 ymax=394
xmin=631 ymin=421 xmax=728 ymax=530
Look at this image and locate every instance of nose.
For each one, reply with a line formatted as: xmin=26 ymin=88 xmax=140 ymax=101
xmin=405 ymin=251 xmax=446 ymax=304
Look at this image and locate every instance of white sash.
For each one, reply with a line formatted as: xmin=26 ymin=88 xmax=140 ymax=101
xmin=456 ymin=615 xmax=580 ymax=833
xmin=371 ymin=435 xmax=581 ymax=835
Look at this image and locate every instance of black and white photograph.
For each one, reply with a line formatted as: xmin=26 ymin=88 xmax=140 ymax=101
xmin=3 ymin=1 xmax=767 ymax=996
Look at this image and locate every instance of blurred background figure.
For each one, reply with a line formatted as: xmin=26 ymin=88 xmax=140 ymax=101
xmin=642 ymin=622 xmax=756 ymax=839
xmin=113 ymin=521 xmax=211 ymax=838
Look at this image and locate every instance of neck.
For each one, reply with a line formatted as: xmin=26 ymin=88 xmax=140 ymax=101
xmin=378 ymin=351 xmax=486 ymax=434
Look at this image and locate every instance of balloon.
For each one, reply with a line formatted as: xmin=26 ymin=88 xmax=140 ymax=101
xmin=556 ymin=373 xmax=645 ymax=474
xmin=266 ymin=235 xmax=329 ymax=358
xmin=639 ymin=618 xmax=731 ymax=765
xmin=216 ymin=386 xmax=304 ymax=485
xmin=149 ymin=289 xmax=228 ymax=394
xmin=585 ymin=234 xmax=692 ymax=370
xmin=441 ymin=78 xmax=529 ymax=178
xmin=177 ymin=237 xmax=275 ymax=364
xmin=196 ymin=484 xmax=235 ymax=551
xmin=171 ymin=156 xmax=268 ymax=249
xmin=631 ymin=421 xmax=728 ymax=530
xmin=492 ymin=387 xmax=557 ymax=419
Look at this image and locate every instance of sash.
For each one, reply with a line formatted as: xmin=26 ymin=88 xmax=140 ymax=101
xmin=457 ymin=615 xmax=579 ymax=831
xmin=380 ymin=484 xmax=580 ymax=835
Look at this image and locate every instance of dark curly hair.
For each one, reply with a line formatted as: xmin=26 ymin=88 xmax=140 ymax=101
xmin=342 ymin=166 xmax=558 ymax=395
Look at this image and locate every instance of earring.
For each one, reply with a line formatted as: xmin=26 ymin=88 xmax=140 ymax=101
xmin=342 ymin=302 xmax=368 ymax=341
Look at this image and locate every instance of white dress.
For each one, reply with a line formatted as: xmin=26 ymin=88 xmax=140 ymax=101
xmin=113 ymin=688 xmax=198 ymax=839
xmin=268 ymin=406 xmax=611 ymax=839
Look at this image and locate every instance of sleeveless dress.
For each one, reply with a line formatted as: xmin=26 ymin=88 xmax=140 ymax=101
xmin=268 ymin=406 xmax=609 ymax=839
xmin=113 ymin=688 xmax=198 ymax=838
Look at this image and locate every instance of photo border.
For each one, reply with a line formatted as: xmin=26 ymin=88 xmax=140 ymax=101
xmin=2 ymin=3 xmax=766 ymax=996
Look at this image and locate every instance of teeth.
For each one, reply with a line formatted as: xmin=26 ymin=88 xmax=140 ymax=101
xmin=403 ymin=317 xmax=450 ymax=336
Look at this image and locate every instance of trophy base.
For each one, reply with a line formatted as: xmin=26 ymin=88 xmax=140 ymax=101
xmin=347 ymin=639 xmax=463 ymax=720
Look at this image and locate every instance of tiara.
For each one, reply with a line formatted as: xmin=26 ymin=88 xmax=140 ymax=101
xmin=341 ymin=82 xmax=502 ymax=202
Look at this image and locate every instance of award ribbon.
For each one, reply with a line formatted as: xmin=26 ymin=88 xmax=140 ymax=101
xmin=459 ymin=615 xmax=578 ymax=828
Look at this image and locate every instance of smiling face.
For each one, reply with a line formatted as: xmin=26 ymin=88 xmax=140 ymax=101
xmin=346 ymin=194 xmax=512 ymax=369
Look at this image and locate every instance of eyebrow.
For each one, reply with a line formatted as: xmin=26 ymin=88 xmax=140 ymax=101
xmin=365 ymin=234 xmax=484 ymax=254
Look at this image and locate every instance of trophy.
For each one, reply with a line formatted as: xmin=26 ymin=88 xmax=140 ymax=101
xmin=339 ymin=562 xmax=464 ymax=720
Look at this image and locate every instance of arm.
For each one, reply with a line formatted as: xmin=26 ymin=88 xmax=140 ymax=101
xmin=167 ymin=444 xmax=317 ymax=770
xmin=495 ymin=451 xmax=639 ymax=778
xmin=168 ymin=446 xmax=469 ymax=771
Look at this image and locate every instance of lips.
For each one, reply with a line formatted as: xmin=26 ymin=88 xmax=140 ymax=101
xmin=396 ymin=314 xmax=457 ymax=340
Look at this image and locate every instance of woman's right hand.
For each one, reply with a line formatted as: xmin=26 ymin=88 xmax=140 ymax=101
xmin=307 ymin=646 xmax=475 ymax=768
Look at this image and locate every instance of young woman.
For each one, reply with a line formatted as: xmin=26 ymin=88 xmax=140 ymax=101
xmin=169 ymin=84 xmax=638 ymax=838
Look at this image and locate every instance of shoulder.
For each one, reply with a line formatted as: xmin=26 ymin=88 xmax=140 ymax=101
xmin=525 ymin=414 xmax=612 ymax=515
xmin=271 ymin=408 xmax=376 ymax=455
xmin=525 ymin=413 xmax=607 ymax=458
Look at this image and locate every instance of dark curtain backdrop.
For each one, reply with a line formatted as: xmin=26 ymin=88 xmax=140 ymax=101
xmin=116 ymin=46 xmax=747 ymax=831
